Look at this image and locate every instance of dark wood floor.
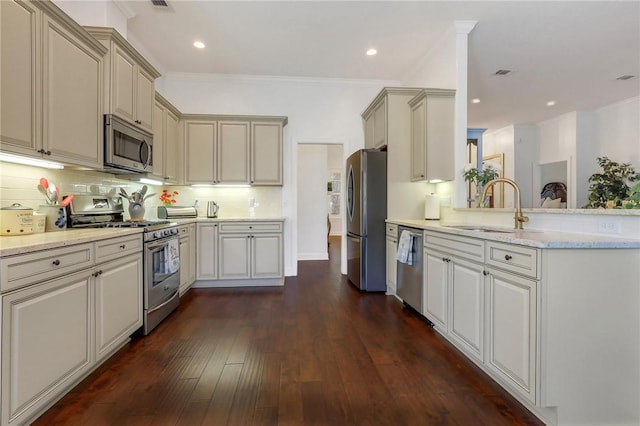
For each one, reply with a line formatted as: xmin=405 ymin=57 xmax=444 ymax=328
xmin=35 ymin=236 xmax=542 ymax=425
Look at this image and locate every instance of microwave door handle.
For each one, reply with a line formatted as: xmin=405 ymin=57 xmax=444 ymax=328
xmin=139 ymin=139 xmax=152 ymax=169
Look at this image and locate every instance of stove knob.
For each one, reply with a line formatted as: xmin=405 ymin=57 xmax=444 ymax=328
xmin=154 ymin=231 xmax=162 ymax=239
xmin=164 ymin=230 xmax=170 ymax=236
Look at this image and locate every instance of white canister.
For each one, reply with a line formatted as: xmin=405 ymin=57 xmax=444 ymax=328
xmin=38 ymin=205 xmax=67 ymax=231
xmin=424 ymin=194 xmax=440 ymax=220
xmin=0 ymin=203 xmax=34 ymax=235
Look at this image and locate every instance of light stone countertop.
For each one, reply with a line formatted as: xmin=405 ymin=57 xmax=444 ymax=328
xmin=386 ymin=219 xmax=640 ymax=249
xmin=0 ymin=228 xmax=144 ymax=258
xmin=171 ymin=217 xmax=286 ymax=225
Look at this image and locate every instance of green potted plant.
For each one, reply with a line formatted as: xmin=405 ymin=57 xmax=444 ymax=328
xmin=584 ymin=157 xmax=640 ymax=208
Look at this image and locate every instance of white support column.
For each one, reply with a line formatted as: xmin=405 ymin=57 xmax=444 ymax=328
xmin=454 ymin=20 xmax=478 ymax=208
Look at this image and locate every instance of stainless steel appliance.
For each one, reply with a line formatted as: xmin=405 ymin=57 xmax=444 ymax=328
xmin=207 ymin=201 xmax=219 ymax=218
xmin=396 ymin=226 xmax=423 ymax=312
xmin=67 ymin=194 xmax=179 ymax=335
xmin=157 ymin=205 xmax=198 ymax=219
xmin=345 ymin=149 xmax=387 ymax=291
xmin=104 ymin=114 xmax=153 ymax=174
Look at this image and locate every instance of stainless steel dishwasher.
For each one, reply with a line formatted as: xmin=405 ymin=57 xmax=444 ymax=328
xmin=396 ymin=226 xmax=423 ymax=313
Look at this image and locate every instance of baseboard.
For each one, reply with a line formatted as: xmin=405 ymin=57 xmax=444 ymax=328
xmin=297 ymin=252 xmax=329 ymax=260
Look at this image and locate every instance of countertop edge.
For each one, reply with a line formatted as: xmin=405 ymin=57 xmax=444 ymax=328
xmin=386 ymin=219 xmax=640 ymax=249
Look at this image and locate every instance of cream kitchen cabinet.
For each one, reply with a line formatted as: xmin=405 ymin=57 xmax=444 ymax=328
xmin=196 ymin=222 xmax=218 ymax=280
xmin=85 ymin=27 xmax=160 ymax=133
xmin=408 ymin=89 xmax=456 ymax=182
xmin=385 ymin=223 xmax=397 ymax=295
xmin=178 ymin=223 xmax=196 ymax=295
xmin=362 ymin=88 xmax=421 ymax=150
xmin=183 ymin=115 xmax=287 ymax=185
xmin=94 ymin=253 xmax=143 ymax=363
xmin=0 ymin=233 xmax=143 ymax=426
xmin=0 ymin=0 xmax=107 ymax=169
xmin=152 ymin=92 xmax=182 ymax=183
xmin=423 ymin=231 xmax=485 ymax=362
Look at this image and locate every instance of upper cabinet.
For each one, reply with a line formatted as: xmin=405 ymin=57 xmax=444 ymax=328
xmin=183 ymin=115 xmax=287 ymax=186
xmin=0 ymin=0 xmax=107 ymax=169
xmin=408 ymin=89 xmax=455 ymax=182
xmin=84 ymin=27 xmax=161 ymax=133
xmin=361 ymin=88 xmax=420 ymax=150
xmin=151 ymin=92 xmax=182 ymax=183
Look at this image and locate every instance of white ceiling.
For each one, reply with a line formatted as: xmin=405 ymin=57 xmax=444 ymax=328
xmin=121 ymin=1 xmax=639 ymax=131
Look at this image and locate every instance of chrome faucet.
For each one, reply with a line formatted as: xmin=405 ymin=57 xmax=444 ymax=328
xmin=482 ymin=178 xmax=529 ymax=230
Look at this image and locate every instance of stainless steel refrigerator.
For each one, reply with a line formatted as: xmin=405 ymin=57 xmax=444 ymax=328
xmin=346 ymin=149 xmax=387 ymax=291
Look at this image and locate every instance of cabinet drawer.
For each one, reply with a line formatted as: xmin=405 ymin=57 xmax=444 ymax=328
xmin=386 ymin=223 xmax=398 ymax=238
xmin=179 ymin=225 xmax=189 ymax=236
xmin=95 ymin=235 xmax=142 ymax=263
xmin=1 ymin=243 xmax=94 ymax=292
xmin=424 ymin=231 xmax=484 ymax=262
xmin=485 ymin=242 xmax=539 ymax=279
xmin=218 ymin=222 xmax=283 ymax=233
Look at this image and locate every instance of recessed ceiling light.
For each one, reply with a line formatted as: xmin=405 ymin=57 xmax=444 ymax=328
xmin=193 ymin=41 xmax=205 ymax=49
xmin=366 ymin=48 xmax=377 ymax=56
xmin=546 ymin=100 xmax=556 ymax=107
xmin=471 ymin=98 xmax=481 ymax=104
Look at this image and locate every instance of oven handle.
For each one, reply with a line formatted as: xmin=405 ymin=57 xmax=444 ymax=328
xmin=146 ymin=236 xmax=178 ymax=251
xmin=147 ymin=291 xmax=179 ymax=315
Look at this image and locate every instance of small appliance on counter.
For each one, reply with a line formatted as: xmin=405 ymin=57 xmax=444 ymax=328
xmin=207 ymin=201 xmax=219 ymax=218
xmin=424 ymin=193 xmax=440 ymax=220
xmin=157 ymin=206 xmax=198 ymax=219
xmin=0 ymin=203 xmax=34 ymax=235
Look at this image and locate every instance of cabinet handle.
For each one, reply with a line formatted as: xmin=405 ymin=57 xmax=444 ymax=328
xmin=504 ymin=254 xmax=513 ymax=261
xmin=483 ymin=270 xmax=489 ymax=276
xmin=52 ymin=259 xmax=61 ymax=266
xmin=120 ymin=244 xmax=126 ymax=249
xmin=37 ymin=149 xmax=45 ymax=154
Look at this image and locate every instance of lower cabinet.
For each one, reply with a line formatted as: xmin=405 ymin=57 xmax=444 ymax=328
xmin=94 ymin=254 xmax=143 ymax=362
xmin=1 ymin=271 xmax=93 ymax=426
xmin=195 ymin=220 xmax=284 ymax=287
xmin=485 ymin=267 xmax=537 ymax=404
xmin=385 ymin=223 xmax=398 ymax=295
xmin=179 ymin=223 xmax=197 ymax=296
xmin=0 ymin=234 xmax=143 ymax=426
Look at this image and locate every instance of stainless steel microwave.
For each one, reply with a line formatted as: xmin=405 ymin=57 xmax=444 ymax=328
xmin=104 ymin=114 xmax=153 ymax=174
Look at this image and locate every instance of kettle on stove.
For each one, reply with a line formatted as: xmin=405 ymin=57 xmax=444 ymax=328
xmin=207 ymin=201 xmax=219 ymax=218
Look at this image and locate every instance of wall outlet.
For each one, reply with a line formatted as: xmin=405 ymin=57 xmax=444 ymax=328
xmin=597 ymin=219 xmax=621 ymax=234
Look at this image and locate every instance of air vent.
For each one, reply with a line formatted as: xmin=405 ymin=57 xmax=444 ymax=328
xmin=616 ymin=74 xmax=637 ymax=81
xmin=151 ymin=0 xmax=168 ymax=6
xmin=493 ymin=69 xmax=513 ymax=76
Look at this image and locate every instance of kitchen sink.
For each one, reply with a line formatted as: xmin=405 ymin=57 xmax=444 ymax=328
xmin=442 ymin=225 xmax=516 ymax=233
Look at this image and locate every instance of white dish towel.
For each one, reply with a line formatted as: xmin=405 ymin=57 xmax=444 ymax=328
xmin=396 ymin=230 xmax=414 ymax=265
xmin=166 ymin=238 xmax=180 ymax=274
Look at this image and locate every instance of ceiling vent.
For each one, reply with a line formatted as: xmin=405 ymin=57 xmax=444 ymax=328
xmin=151 ymin=0 xmax=168 ymax=6
xmin=616 ymin=74 xmax=636 ymax=81
xmin=493 ymin=69 xmax=513 ymax=76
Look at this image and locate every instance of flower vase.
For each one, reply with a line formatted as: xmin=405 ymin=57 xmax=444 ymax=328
xmin=475 ymin=184 xmax=484 ymax=208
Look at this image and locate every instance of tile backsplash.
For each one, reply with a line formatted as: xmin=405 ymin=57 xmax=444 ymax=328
xmin=0 ymin=163 xmax=283 ymax=220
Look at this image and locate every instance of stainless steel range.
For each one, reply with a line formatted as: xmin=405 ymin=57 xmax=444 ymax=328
xmin=67 ymin=194 xmax=180 ymax=335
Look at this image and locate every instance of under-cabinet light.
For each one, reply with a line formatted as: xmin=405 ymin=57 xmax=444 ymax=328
xmin=139 ymin=177 xmax=163 ymax=186
xmin=0 ymin=153 xmax=64 ymax=169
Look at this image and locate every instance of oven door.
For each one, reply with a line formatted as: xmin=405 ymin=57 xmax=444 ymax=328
xmin=144 ymin=235 xmax=180 ymax=309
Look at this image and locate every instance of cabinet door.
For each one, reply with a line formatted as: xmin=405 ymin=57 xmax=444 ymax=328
xmin=164 ymin=110 xmax=180 ymax=182
xmin=449 ymin=256 xmax=484 ymax=361
xmin=363 ymin=114 xmax=375 ymax=149
xmin=0 ymin=0 xmax=40 ymax=156
xmin=151 ymin=100 xmax=166 ymax=180
xmin=188 ymin=224 xmax=197 ymax=284
xmin=219 ymin=234 xmax=251 ymax=279
xmin=373 ymin=97 xmax=387 ymax=148
xmin=43 ymin=15 xmax=103 ymax=168
xmin=486 ymin=268 xmax=537 ymax=404
xmin=179 ymin=237 xmax=189 ymax=294
xmin=136 ymin=67 xmax=155 ymax=132
xmin=425 ymin=94 xmax=455 ymax=182
xmin=218 ymin=121 xmax=250 ymax=184
xmin=185 ymin=121 xmax=216 ymax=184
xmin=410 ymin=97 xmax=426 ymax=181
xmin=385 ymin=236 xmax=397 ymax=294
xmin=95 ymin=255 xmax=143 ymax=362
xmin=252 ymin=233 xmax=283 ymax=279
xmin=423 ymin=249 xmax=448 ymax=329
xmin=196 ymin=223 xmax=218 ymax=280
xmin=1 ymin=271 xmax=92 ymax=426
xmin=251 ymin=121 xmax=283 ymax=185
xmin=112 ymin=44 xmax=135 ymax=123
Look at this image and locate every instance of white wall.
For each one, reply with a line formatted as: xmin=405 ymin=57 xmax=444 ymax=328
xmin=53 ymin=0 xmax=128 ymax=37
xmin=595 ymin=97 xmax=640 ymax=169
xmin=297 ymin=145 xmax=329 ymax=260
